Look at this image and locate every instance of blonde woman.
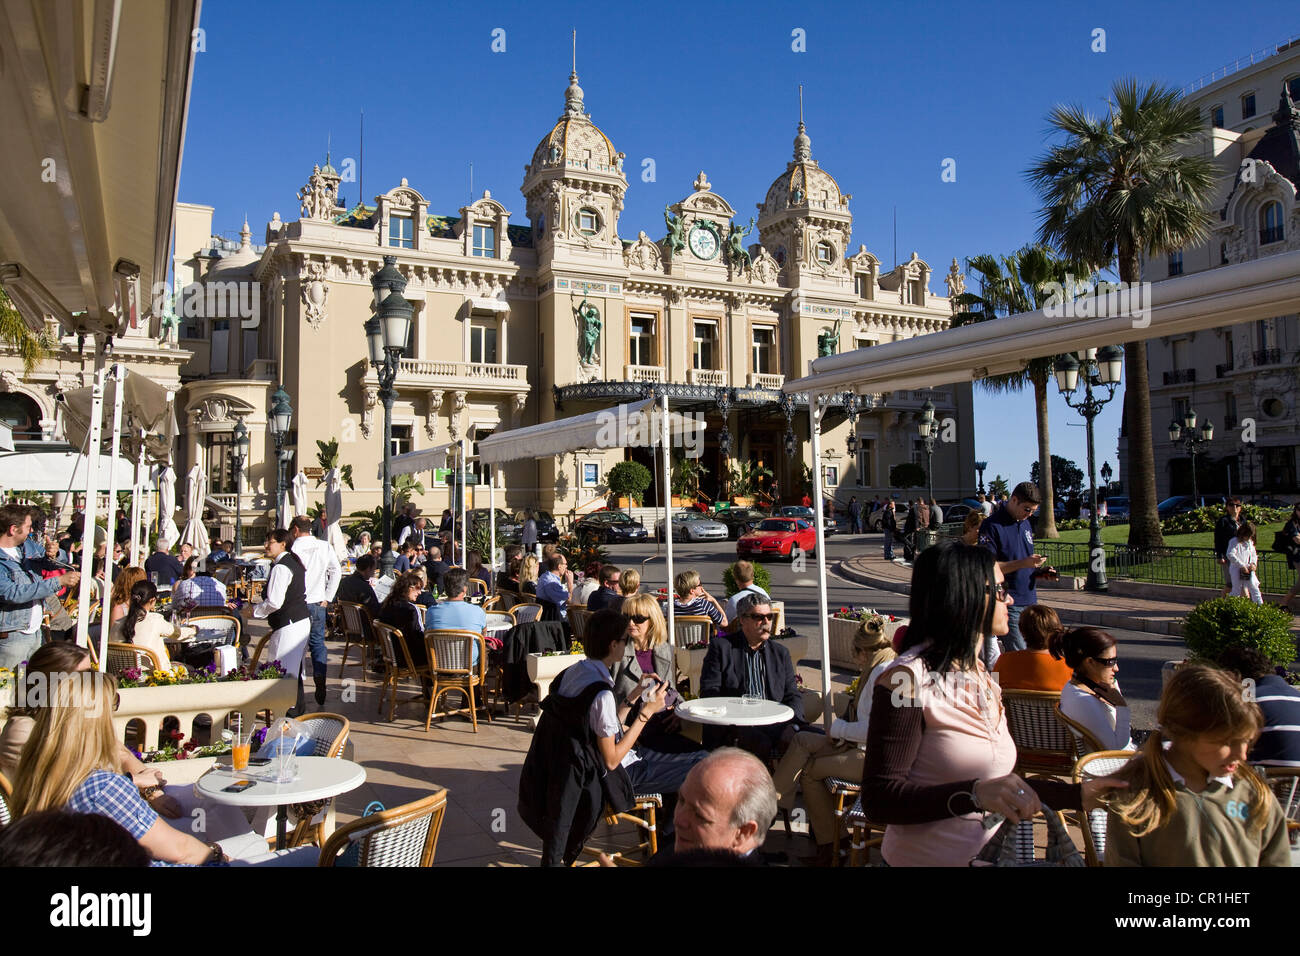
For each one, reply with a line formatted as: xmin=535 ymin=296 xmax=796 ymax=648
xmin=609 ymin=594 xmax=697 ymax=753
xmin=619 ymin=568 xmax=641 ymax=597
xmin=519 ymin=553 xmax=540 ymax=596
xmin=773 ymin=619 xmax=897 ymax=865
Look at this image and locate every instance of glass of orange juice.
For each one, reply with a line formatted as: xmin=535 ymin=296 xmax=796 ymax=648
xmin=230 ymin=714 xmax=251 ymax=771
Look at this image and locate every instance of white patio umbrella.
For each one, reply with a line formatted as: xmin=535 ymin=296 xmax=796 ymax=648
xmin=178 ymin=463 xmax=210 ymax=558
xmin=157 ymin=465 xmax=180 ymax=548
xmin=324 ymin=466 xmax=347 ymax=559
xmin=291 ymin=470 xmax=309 ymax=519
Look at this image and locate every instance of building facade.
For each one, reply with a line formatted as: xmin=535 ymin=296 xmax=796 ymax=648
xmin=1126 ymin=41 xmax=1300 ymax=499
xmin=173 ymin=70 xmax=974 ymax=531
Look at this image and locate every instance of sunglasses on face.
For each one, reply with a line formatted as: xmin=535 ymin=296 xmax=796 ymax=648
xmin=987 ymin=582 xmax=1009 ymax=601
xmin=1091 ymin=656 xmax=1119 ymax=668
xmin=745 ymin=613 xmax=777 ymax=623
xmin=628 ymin=614 xmax=651 ymax=624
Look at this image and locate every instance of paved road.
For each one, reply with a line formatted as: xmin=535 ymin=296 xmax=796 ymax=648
xmin=594 ymin=531 xmax=1178 ymax=730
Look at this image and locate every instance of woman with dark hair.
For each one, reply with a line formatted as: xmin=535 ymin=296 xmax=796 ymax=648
xmin=377 ymin=571 xmax=431 ymax=671
xmin=993 ymin=604 xmax=1073 ymax=692
xmin=108 ymin=580 xmax=185 ymax=671
xmin=861 ymin=543 xmax=1121 ymax=866
xmin=1052 ymin=627 xmax=1135 ymax=752
xmin=250 ymin=529 xmax=310 ymax=678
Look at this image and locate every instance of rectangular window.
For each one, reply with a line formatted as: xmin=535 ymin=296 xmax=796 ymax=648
xmin=472 ymin=224 xmax=495 ymax=258
xmin=1224 ymin=391 xmax=1237 ymax=428
xmin=857 ymin=437 xmax=874 ymax=486
xmin=906 ymin=279 xmax=923 ymax=304
xmin=1172 ymin=397 xmax=1191 ymax=424
xmin=472 ymin=427 xmax=494 ymax=483
xmin=388 ymin=215 xmax=413 ymax=249
xmin=1241 ymin=92 xmax=1256 ymax=119
xmin=206 ymin=431 xmax=235 ymax=495
xmin=1167 ymin=250 xmax=1183 ymax=277
xmin=752 ymin=327 xmax=774 ymax=374
xmin=824 ymin=465 xmax=839 ymax=486
xmin=1211 ymin=105 xmax=1224 ymax=128
xmin=210 ymin=318 xmax=229 ymax=375
xmin=470 ymin=320 xmax=498 ymax=364
xmin=577 ymin=209 xmax=598 ymax=235
xmin=855 ymin=274 xmax=869 ymax=298
xmin=391 ymin=424 xmax=413 ymax=458
xmin=693 ymin=320 xmax=717 ymax=370
xmin=629 ymin=313 xmax=655 ymax=367
xmin=855 ymin=337 xmax=877 ymax=351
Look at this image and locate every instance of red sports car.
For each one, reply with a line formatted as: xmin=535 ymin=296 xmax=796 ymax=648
xmin=737 ymin=518 xmax=816 ymax=560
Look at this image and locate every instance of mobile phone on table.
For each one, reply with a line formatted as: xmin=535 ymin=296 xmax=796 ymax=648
xmin=222 ymin=780 xmax=256 ymax=793
xmin=247 ymin=758 xmax=271 ymax=766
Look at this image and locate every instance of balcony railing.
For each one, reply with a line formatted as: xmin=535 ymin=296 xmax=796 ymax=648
xmin=1215 ymin=362 xmax=1234 ymax=378
xmin=688 ymin=368 xmax=727 ymax=386
xmin=1260 ymin=226 xmax=1285 ymax=246
xmin=624 ymin=364 xmax=665 ymax=384
xmin=1253 ymin=348 xmax=1282 ymax=366
xmin=748 ymin=372 xmax=785 ymax=389
xmin=1163 ymin=369 xmax=1196 ymax=385
xmin=397 ymin=359 xmax=525 ymax=381
xmin=1224 ymin=415 xmax=1238 ymax=429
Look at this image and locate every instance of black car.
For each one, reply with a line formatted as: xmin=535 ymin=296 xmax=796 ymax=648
xmin=1157 ymin=495 xmax=1225 ymax=519
xmin=574 ymin=510 xmax=649 ymax=544
xmin=498 ymin=509 xmax=559 ymax=544
xmin=712 ymin=507 xmax=767 ymax=540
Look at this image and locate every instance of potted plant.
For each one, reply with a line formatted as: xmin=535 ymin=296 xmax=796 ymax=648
xmin=526 ymin=648 xmax=585 ymax=702
xmin=671 ymin=456 xmax=709 ymax=507
xmin=727 ymin=461 xmax=773 ymax=507
xmin=1169 ymin=596 xmax=1297 ymax=688
xmin=606 ymin=460 xmax=652 ymax=513
xmin=674 ymin=639 xmax=712 ymax=696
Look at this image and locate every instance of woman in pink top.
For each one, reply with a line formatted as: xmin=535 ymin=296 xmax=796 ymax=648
xmin=862 ymin=544 xmax=1122 ymax=866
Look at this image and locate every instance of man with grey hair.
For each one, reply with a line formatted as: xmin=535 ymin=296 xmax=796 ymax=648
xmin=672 ymin=747 xmax=777 ymax=858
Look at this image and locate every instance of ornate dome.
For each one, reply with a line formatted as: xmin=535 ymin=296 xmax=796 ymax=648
xmin=207 ymin=219 xmax=258 ymax=277
xmin=528 ymin=70 xmax=622 ymax=174
xmin=759 ymin=120 xmax=847 ymax=219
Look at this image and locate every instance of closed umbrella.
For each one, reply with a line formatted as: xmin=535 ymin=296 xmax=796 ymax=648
xmin=324 ymin=466 xmax=346 ymax=560
xmin=157 ymin=465 xmax=180 ymax=548
xmin=178 ymin=463 xmax=210 ymax=557
xmin=291 ymin=470 xmax=309 ymax=519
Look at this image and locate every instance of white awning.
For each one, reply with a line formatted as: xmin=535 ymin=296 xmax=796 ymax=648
xmin=382 ymin=441 xmax=456 ymax=479
xmin=475 ymin=398 xmax=706 ymax=466
xmin=60 ymin=371 xmax=179 ymax=461
xmin=0 ymin=424 xmax=12 ymax=453
xmin=466 ymin=296 xmax=511 ymax=314
xmin=0 ymin=450 xmax=136 ymax=492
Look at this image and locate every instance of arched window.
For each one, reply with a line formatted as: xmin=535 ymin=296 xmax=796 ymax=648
xmin=0 ymin=393 xmax=44 ymax=440
xmin=1260 ymin=201 xmax=1284 ymax=246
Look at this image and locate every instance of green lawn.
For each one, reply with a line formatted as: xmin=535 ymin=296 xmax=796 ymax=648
xmin=1041 ymin=522 xmax=1287 ymax=552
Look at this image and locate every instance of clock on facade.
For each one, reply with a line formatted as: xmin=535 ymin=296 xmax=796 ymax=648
xmin=689 ymin=223 xmax=719 ymax=260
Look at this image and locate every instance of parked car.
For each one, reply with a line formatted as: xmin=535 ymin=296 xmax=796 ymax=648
xmin=778 ymin=505 xmax=841 ymax=535
xmin=1246 ymin=496 xmax=1296 ymax=510
xmin=465 ymin=508 xmax=512 ymax=536
xmin=1156 ymin=495 xmax=1226 ymax=518
xmin=655 ymin=512 xmax=729 ymax=542
xmin=737 ymin=517 xmax=816 ymax=560
xmin=574 ymin=510 xmax=648 ymax=544
xmin=1104 ymin=496 xmax=1129 ymax=519
xmin=499 ymin=509 xmax=559 ymax=544
xmin=939 ymin=503 xmax=974 ymax=524
xmin=712 ymin=507 xmax=766 ymax=540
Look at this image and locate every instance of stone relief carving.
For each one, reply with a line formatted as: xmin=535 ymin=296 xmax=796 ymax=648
xmin=945 ymin=258 xmax=966 ymax=314
xmin=0 ymin=370 xmax=18 ymax=392
xmin=448 ymin=391 xmax=467 ymax=440
xmin=512 ymin=393 xmax=527 ymax=427
xmin=750 ymin=248 xmax=780 ymax=285
xmin=426 ymin=389 xmax=444 ymax=440
xmin=301 ymin=261 xmax=330 ymax=328
xmin=361 ymin=387 xmax=378 ymax=438
xmin=624 ymin=231 xmax=664 ymax=273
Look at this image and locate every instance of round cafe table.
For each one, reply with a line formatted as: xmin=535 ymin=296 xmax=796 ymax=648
xmin=195 ymin=756 xmax=366 ymax=850
xmin=675 ymin=696 xmax=794 ymax=727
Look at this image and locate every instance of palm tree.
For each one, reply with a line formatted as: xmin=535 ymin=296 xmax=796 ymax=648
xmin=952 ymin=246 xmax=1090 ymax=538
xmin=0 ymin=288 xmax=54 ymax=375
xmin=1026 ymin=78 xmax=1217 ymax=549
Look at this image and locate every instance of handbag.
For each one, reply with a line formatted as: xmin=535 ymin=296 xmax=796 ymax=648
xmin=972 ymin=806 xmax=1085 ymax=867
xmin=1271 ymin=529 xmax=1296 ymax=556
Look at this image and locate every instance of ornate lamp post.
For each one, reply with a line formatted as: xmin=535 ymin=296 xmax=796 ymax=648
xmin=975 ymin=460 xmax=988 ymax=496
xmin=231 ymin=418 xmax=249 ymax=554
xmin=917 ymin=399 xmax=937 ymax=510
xmin=1168 ymin=409 xmax=1213 ymax=504
xmin=1100 ymin=460 xmax=1113 ymax=495
xmin=268 ymin=386 xmax=293 ymax=529
xmin=366 ymin=255 xmax=413 ymax=577
xmin=1055 ymin=345 xmax=1124 ymax=592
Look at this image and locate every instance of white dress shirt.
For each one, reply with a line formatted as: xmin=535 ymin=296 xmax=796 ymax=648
xmin=291 ymin=534 xmax=340 ymax=604
xmin=253 ymin=555 xmax=296 ymax=620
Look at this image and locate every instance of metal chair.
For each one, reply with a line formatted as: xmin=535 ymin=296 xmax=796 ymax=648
xmin=336 ymin=601 xmax=375 ymax=681
xmin=673 ymin=615 xmax=716 ymax=647
xmin=424 ymin=628 xmax=490 ymax=732
xmin=1071 ymin=749 xmax=1138 ymax=866
xmin=510 ymin=603 xmax=542 ymax=625
xmin=1054 ymin=703 xmax=1108 ymax=758
xmin=842 ymin=795 xmax=884 ymax=866
xmin=372 ymin=620 xmax=429 ymax=722
xmin=465 ymin=578 xmax=487 ymax=597
xmin=578 ymin=793 xmax=663 ymax=866
xmin=494 ymin=589 xmax=520 ymax=611
xmin=282 ymin=712 xmax=351 ymax=848
xmin=825 ymin=776 xmax=861 ymax=867
xmin=318 ymin=791 xmax=448 ymax=867
xmin=485 ymin=610 xmax=514 ymax=631
xmin=568 ymin=606 xmax=592 ymax=643
xmin=1003 ymin=689 xmax=1078 ymax=777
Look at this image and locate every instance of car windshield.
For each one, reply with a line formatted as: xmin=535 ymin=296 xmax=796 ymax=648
xmin=756 ymin=519 xmax=794 ymax=532
xmin=1156 ymin=497 xmax=1186 ymax=510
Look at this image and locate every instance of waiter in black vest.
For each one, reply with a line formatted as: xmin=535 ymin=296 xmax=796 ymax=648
xmin=251 ymin=529 xmax=312 ymax=713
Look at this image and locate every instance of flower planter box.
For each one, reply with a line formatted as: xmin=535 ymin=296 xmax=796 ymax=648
xmin=772 ymin=632 xmax=808 ymax=666
xmin=731 ymin=496 xmax=754 ymax=507
xmin=797 ymin=689 xmax=855 ymax=723
xmin=525 ymin=652 xmax=585 ymax=703
xmin=826 ymin=615 xmax=908 ymax=669
xmin=141 ymin=754 xmax=220 ymax=786
xmin=112 ymin=677 xmax=297 ymax=752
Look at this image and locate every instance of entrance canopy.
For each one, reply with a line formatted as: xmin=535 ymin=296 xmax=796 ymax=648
xmin=476 ymin=398 xmax=706 ymax=466
xmin=0 ymin=450 xmax=135 ymax=492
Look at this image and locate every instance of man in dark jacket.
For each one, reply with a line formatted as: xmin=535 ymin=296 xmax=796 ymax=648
xmin=335 ymin=553 xmax=381 ymax=620
xmin=881 ymin=499 xmax=897 ymax=560
xmin=699 ymin=594 xmax=808 ymax=760
xmin=1213 ymin=498 xmax=1243 ymax=597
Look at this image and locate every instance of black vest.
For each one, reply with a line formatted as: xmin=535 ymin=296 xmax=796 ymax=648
xmin=268 ymin=551 xmax=309 ymax=630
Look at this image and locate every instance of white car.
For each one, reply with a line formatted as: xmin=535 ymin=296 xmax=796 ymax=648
xmin=655 ymin=512 xmax=730 ymax=542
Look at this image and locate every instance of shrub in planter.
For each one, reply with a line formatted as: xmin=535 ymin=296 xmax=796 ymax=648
xmin=1182 ymin=596 xmax=1296 ymax=668
xmin=723 ymin=562 xmax=772 ymax=597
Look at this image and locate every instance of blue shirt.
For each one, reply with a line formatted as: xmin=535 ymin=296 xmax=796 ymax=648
xmin=536 ymin=571 xmax=570 ymax=619
xmin=427 ymin=600 xmax=486 ymax=666
xmin=1251 ymin=675 xmax=1300 ymax=768
xmin=978 ymin=504 xmax=1036 ymax=606
xmin=67 ymin=769 xmax=159 ymax=839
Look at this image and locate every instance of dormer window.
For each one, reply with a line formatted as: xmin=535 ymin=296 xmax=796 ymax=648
xmin=472 ymin=224 xmax=496 ymax=258
xmin=388 ymin=215 xmax=413 ymax=249
xmin=1260 ymin=201 xmax=1284 ymax=246
xmin=1168 ymin=249 xmax=1184 ymax=277
xmin=576 ymin=207 xmax=600 ymax=237
xmin=815 ymin=241 xmax=834 ymax=265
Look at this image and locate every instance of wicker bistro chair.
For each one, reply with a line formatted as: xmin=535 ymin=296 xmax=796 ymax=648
xmin=465 ymin=579 xmax=487 ymax=598
xmin=1071 ymin=749 xmax=1138 ymax=866
xmin=282 ymin=713 xmax=351 ymax=848
xmin=372 ymin=620 xmax=430 ymax=722
xmin=1261 ymin=767 xmax=1300 ymax=837
xmin=579 ymin=792 xmax=663 ymax=866
xmin=1003 ymin=689 xmax=1078 ymax=777
xmin=1053 ymin=703 xmax=1108 ymax=759
xmin=485 ymin=610 xmax=514 ymax=631
xmin=336 ymin=601 xmax=376 ymax=681
xmin=105 ymin=642 xmax=165 ymax=677
xmin=318 ymin=791 xmax=449 ymax=867
xmin=825 ymin=776 xmax=862 ymax=867
xmin=510 ymin=603 xmax=543 ymax=625
xmin=568 ymin=606 xmax=592 ymax=644
xmin=424 ymin=629 xmax=491 ymax=733
xmin=842 ymin=796 xmax=885 ymax=866
xmin=672 ymin=615 xmax=716 ymax=647
xmin=0 ymin=770 xmax=12 ymax=829
xmin=494 ymin=588 xmax=520 ymax=611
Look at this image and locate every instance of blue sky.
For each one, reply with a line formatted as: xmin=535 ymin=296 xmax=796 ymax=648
xmin=178 ymin=0 xmax=1297 ymax=491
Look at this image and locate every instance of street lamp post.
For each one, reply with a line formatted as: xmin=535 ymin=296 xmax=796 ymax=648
xmin=917 ymin=400 xmax=937 ymax=547
xmin=366 ymin=256 xmax=414 ymax=578
xmin=1055 ymin=345 xmax=1124 ymax=592
xmin=975 ymin=460 xmax=988 ymax=496
xmin=1100 ymin=460 xmax=1113 ymax=495
xmin=268 ymin=386 xmax=293 ymax=529
xmin=1168 ymin=410 xmax=1214 ymax=504
xmin=231 ymin=418 xmax=249 ymax=554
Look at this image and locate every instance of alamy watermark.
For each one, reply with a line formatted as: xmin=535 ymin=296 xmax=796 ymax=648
xmin=1042 ymin=275 xmax=1152 ymax=329
xmin=593 ymin=405 xmax=706 ymax=458
xmin=151 ymin=281 xmax=261 ymax=330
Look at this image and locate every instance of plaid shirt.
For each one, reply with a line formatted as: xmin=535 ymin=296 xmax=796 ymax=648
xmin=67 ymin=769 xmax=158 ymax=839
xmin=172 ymin=575 xmax=228 ymax=608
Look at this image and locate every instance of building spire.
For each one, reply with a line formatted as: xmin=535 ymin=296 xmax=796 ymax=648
xmin=793 ymin=84 xmax=812 ymax=162
xmin=564 ymin=30 xmax=585 ymax=116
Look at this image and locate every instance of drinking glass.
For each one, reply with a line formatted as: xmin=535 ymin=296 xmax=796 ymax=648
xmin=740 ymin=694 xmax=762 ymax=706
xmin=230 ymin=713 xmax=250 ymax=771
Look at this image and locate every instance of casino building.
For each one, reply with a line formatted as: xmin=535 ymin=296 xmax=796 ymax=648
xmin=171 ymin=69 xmax=974 ymax=528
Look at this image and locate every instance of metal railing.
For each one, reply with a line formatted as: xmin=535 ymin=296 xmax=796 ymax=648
xmin=1163 ymin=369 xmax=1196 ymax=385
xmin=1253 ymin=348 xmax=1282 ymax=366
xmin=1180 ymin=33 xmax=1300 ymax=96
xmin=1215 ymin=362 xmax=1234 ymax=378
xmin=1032 ymin=541 xmax=1295 ymax=592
